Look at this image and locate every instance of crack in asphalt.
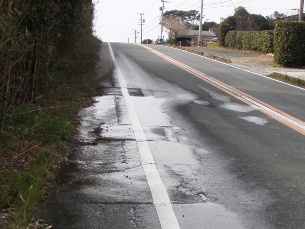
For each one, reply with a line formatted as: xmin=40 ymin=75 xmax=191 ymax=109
xmin=130 ymin=205 xmax=139 ymax=229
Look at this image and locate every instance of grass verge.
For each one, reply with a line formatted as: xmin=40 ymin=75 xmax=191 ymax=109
xmin=268 ymin=72 xmax=305 ymax=88
xmin=0 ymin=34 xmax=102 ymax=228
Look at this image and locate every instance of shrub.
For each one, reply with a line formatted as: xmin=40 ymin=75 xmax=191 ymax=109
xmin=142 ymin=39 xmax=153 ymax=44
xmin=0 ymin=0 xmax=94 ymax=128
xmin=225 ymin=30 xmax=273 ymax=53
xmin=218 ymin=16 xmax=236 ymax=46
xmin=274 ymin=21 xmax=305 ymax=67
xmin=0 ymin=1 xmax=98 ymax=226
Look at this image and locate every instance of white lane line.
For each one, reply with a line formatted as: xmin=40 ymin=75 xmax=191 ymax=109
xmin=108 ymin=43 xmax=180 ymax=229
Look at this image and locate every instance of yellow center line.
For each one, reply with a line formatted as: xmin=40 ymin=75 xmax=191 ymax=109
xmin=140 ymin=45 xmax=305 ymax=136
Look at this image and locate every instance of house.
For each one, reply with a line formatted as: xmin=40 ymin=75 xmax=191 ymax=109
xmin=175 ymin=29 xmax=217 ymax=46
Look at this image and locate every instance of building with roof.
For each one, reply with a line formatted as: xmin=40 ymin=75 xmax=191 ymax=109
xmin=175 ymin=29 xmax=217 ymax=46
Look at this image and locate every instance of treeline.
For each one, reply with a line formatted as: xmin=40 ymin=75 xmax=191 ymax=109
xmin=0 ymin=0 xmax=94 ymax=128
xmin=218 ymin=6 xmax=275 ymax=46
xmin=218 ymin=7 xmax=305 ymax=67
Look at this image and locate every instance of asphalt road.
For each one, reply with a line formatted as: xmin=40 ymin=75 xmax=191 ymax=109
xmin=43 ymin=43 xmax=305 ymax=229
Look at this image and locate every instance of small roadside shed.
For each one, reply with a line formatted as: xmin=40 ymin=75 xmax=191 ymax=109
xmin=175 ymin=30 xmax=216 ymax=46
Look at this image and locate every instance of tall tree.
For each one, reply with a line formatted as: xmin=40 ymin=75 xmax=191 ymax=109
xmin=163 ymin=10 xmax=200 ymax=29
xmin=266 ymin=11 xmax=293 ymax=29
xmin=162 ymin=10 xmax=200 ymax=39
xmin=161 ymin=14 xmax=190 ymax=39
xmin=194 ymin=21 xmax=217 ymax=31
xmin=233 ymin=6 xmax=270 ymax=31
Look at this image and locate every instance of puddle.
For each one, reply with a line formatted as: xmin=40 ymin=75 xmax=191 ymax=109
xmin=149 ymin=141 xmax=207 ymax=204
xmin=198 ymin=85 xmax=230 ymax=102
xmin=240 ymin=116 xmax=268 ymax=125
xmin=100 ymin=87 xmax=122 ymax=96
xmin=127 ymin=88 xmax=144 ymax=97
xmin=150 ymin=142 xmax=201 ymax=168
xmin=77 ymin=96 xmax=117 ymax=142
xmin=173 ymin=202 xmax=245 ymax=229
xmin=198 ymin=85 xmax=256 ymax=113
xmin=194 ymin=100 xmax=210 ymax=106
xmin=220 ymin=102 xmax=256 ymax=113
xmin=131 ymin=97 xmax=171 ymax=127
xmin=99 ymin=124 xmax=178 ymax=142
xmin=100 ymin=124 xmax=135 ymax=140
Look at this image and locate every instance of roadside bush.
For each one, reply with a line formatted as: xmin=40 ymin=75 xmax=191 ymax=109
xmin=0 ymin=0 xmax=94 ymax=128
xmin=0 ymin=0 xmax=100 ymax=227
xmin=225 ymin=30 xmax=273 ymax=53
xmin=218 ymin=16 xmax=236 ymax=46
xmin=142 ymin=39 xmax=153 ymax=44
xmin=167 ymin=38 xmax=176 ymax=45
xmin=274 ymin=21 xmax=305 ymax=67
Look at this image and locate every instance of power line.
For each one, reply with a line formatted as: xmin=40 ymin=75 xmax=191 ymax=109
xmin=203 ymin=0 xmax=254 ymax=9
xmin=204 ymin=0 xmax=234 ymax=6
xmin=143 ymin=25 xmax=161 ymax=37
xmin=142 ymin=0 xmax=159 ymax=13
xmin=142 ymin=16 xmax=160 ymax=31
xmin=142 ymin=24 xmax=160 ymax=38
xmin=172 ymin=0 xmax=191 ymax=9
xmin=177 ymin=1 xmax=201 ymax=11
xmin=167 ymin=0 xmax=201 ymax=11
xmin=169 ymin=0 xmax=254 ymax=11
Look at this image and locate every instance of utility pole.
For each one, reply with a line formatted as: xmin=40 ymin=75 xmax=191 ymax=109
xmin=160 ymin=0 xmax=165 ymax=40
xmin=132 ymin=29 xmax=137 ymax=43
xmin=300 ymin=0 xmax=304 ymax=21
xmin=198 ymin=0 xmax=203 ymax=46
xmin=139 ymin=13 xmax=145 ymax=44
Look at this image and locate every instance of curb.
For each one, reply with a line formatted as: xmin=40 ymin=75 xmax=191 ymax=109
xmin=172 ymin=46 xmax=232 ymax=64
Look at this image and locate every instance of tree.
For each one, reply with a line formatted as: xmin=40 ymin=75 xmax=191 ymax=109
xmin=266 ymin=11 xmax=297 ymax=29
xmin=218 ymin=6 xmax=272 ymax=45
xmin=194 ymin=21 xmax=217 ymax=31
xmin=162 ymin=10 xmax=200 ymax=39
xmin=161 ymin=14 xmax=190 ymax=39
xmin=234 ymin=6 xmax=250 ymax=18
xmin=251 ymin=14 xmax=271 ymax=30
xmin=233 ymin=6 xmax=270 ymax=31
xmin=273 ymin=11 xmax=287 ymax=20
xmin=218 ymin=16 xmax=236 ymax=46
xmin=233 ymin=6 xmax=250 ymax=30
xmin=163 ymin=10 xmax=200 ymax=29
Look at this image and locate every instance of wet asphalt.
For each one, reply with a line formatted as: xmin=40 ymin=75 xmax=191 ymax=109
xmin=42 ymin=43 xmax=305 ymax=228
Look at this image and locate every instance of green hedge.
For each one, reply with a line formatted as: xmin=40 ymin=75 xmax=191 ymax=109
xmin=274 ymin=21 xmax=305 ymax=67
xmin=225 ymin=30 xmax=274 ymax=53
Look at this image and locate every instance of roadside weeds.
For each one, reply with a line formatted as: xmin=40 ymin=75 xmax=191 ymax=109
xmin=0 ymin=35 xmax=102 ymax=228
xmin=268 ymin=72 xmax=305 ymax=88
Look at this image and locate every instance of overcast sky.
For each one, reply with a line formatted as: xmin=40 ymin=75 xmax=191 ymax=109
xmin=93 ymin=0 xmax=301 ymax=43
